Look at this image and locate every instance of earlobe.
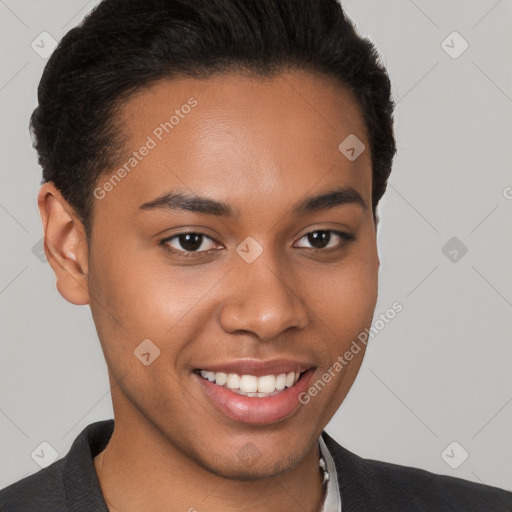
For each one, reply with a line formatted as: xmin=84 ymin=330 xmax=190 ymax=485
xmin=37 ymin=182 xmax=90 ymax=306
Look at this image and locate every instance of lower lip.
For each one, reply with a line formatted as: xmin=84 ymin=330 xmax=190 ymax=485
xmin=195 ymin=369 xmax=315 ymax=425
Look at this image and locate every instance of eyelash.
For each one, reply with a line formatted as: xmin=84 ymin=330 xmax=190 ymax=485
xmin=159 ymin=229 xmax=355 ymax=259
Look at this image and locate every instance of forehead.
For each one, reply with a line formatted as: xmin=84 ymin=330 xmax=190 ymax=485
xmin=99 ymin=70 xmax=372 ymax=219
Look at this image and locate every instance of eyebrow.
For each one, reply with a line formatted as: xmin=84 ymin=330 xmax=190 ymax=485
xmin=139 ymin=186 xmax=367 ymax=216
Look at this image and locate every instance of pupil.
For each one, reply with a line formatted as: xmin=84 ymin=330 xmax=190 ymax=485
xmin=180 ymin=233 xmax=202 ymax=251
xmin=308 ymin=231 xmax=330 ymax=249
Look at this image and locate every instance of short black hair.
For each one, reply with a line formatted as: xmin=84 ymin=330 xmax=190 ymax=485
xmin=31 ymin=0 xmax=396 ymax=238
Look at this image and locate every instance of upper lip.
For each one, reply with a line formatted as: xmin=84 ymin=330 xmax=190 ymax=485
xmin=195 ymin=359 xmax=314 ymax=377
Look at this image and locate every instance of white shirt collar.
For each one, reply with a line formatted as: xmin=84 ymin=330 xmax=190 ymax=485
xmin=318 ymin=434 xmax=342 ymax=512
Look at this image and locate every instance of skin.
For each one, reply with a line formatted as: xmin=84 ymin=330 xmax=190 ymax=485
xmin=38 ymin=70 xmax=379 ymax=512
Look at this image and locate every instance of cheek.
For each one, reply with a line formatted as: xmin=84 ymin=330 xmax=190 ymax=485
xmin=86 ymin=242 xmax=160 ymax=367
xmin=306 ymin=248 xmax=378 ymax=338
xmin=87 ymin=241 xmax=222 ymax=365
xmin=292 ymin=255 xmax=377 ymax=427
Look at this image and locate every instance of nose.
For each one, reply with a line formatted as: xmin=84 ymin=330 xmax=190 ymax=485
xmin=219 ymin=255 xmax=309 ymax=340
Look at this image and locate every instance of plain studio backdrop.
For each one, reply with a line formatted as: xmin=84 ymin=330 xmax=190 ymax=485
xmin=1 ymin=0 xmax=511 ymax=493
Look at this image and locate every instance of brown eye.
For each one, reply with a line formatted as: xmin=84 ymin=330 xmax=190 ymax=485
xmin=295 ymin=230 xmax=354 ymax=251
xmin=307 ymin=231 xmax=331 ymax=249
xmin=176 ymin=233 xmax=203 ymax=251
xmin=161 ymin=232 xmax=218 ymax=254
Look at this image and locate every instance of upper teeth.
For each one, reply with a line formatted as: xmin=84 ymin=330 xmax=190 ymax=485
xmin=199 ymin=370 xmax=300 ymax=395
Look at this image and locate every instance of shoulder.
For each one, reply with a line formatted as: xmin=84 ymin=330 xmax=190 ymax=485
xmin=0 ymin=460 xmax=67 ymax=511
xmin=0 ymin=420 xmax=113 ymax=512
xmin=322 ymin=431 xmax=512 ymax=511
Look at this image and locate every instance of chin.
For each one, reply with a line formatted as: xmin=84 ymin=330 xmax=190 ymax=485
xmin=208 ymin=459 xmax=292 ymax=482
xmin=197 ymin=447 xmax=301 ymax=482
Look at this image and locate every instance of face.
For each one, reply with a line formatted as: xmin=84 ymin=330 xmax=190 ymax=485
xmin=47 ymin=70 xmax=379 ymax=479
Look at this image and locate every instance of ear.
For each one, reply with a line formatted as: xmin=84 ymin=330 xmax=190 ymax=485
xmin=37 ymin=182 xmax=90 ymax=305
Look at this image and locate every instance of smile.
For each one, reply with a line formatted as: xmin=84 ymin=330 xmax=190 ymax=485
xmin=197 ymin=370 xmax=303 ymax=397
xmin=194 ymin=365 xmax=316 ymax=425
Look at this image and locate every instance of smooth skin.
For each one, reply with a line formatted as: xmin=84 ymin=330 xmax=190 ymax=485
xmin=38 ymin=70 xmax=379 ymax=512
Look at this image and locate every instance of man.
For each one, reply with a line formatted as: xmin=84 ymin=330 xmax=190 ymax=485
xmin=1 ymin=0 xmax=510 ymax=510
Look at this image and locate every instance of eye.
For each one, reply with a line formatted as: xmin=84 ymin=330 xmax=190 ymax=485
xmin=159 ymin=228 xmax=354 ymax=260
xmin=294 ymin=229 xmax=354 ymax=251
xmin=160 ymin=232 xmax=219 ymax=255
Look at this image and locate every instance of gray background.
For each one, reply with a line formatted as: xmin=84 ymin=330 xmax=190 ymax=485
xmin=1 ymin=0 xmax=511 ymax=492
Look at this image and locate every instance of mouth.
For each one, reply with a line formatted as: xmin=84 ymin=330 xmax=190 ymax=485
xmin=193 ymin=364 xmax=316 ymax=425
xmin=195 ymin=369 xmax=308 ymax=397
